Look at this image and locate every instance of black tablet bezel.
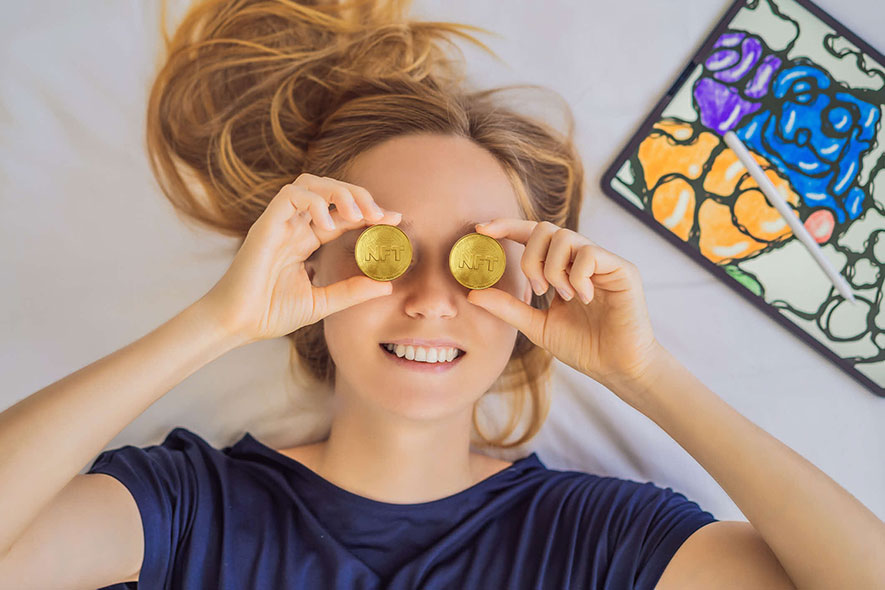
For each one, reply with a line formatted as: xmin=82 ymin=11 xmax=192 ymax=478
xmin=599 ymin=0 xmax=885 ymax=398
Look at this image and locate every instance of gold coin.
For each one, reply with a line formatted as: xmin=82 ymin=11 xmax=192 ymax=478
xmin=354 ymin=224 xmax=412 ymax=281
xmin=449 ymin=232 xmax=506 ymax=289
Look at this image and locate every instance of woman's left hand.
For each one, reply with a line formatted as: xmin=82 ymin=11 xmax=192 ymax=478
xmin=466 ymin=218 xmax=661 ymax=390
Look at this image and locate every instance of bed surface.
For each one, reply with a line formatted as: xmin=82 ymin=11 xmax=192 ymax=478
xmin=2 ymin=0 xmax=882 ymax=523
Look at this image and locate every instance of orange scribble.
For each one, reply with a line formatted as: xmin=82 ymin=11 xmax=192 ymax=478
xmin=638 ymin=118 xmax=804 ymax=264
xmin=650 ymin=178 xmax=696 ymax=241
xmin=637 ymin=120 xmax=719 ymax=188
xmin=698 ymin=199 xmax=767 ymax=263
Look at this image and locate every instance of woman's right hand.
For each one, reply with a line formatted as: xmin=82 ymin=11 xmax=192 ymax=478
xmin=197 ymin=173 xmax=402 ymax=346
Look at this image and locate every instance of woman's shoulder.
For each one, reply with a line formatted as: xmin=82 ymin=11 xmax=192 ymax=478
xmin=88 ymin=426 xmax=248 ymax=475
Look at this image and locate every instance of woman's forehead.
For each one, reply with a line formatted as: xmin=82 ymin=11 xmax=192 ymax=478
xmin=344 ymin=135 xmax=519 ymax=211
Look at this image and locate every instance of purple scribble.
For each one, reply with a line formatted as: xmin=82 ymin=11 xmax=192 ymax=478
xmin=712 ymin=37 xmax=762 ymax=83
xmin=715 ymin=32 xmax=744 ymax=48
xmin=695 ymin=78 xmax=763 ymax=134
xmin=745 ymin=54 xmax=781 ymax=98
xmin=706 ymin=49 xmax=739 ymax=71
xmin=693 ymin=31 xmax=782 ymax=134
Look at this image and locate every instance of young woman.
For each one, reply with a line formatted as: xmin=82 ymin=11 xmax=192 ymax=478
xmin=1 ymin=0 xmax=883 ymax=588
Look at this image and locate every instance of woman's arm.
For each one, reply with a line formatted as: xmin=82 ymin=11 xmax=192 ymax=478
xmin=0 ymin=173 xmax=393 ymax=565
xmin=602 ymin=343 xmax=885 ymax=590
xmin=0 ymin=298 xmax=246 ymax=558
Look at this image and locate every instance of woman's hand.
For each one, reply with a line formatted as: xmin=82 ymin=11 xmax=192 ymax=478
xmin=198 ymin=173 xmax=402 ymax=346
xmin=466 ymin=218 xmax=661 ymax=394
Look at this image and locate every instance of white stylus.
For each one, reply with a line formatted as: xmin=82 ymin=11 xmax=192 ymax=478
xmin=723 ymin=131 xmax=858 ymax=305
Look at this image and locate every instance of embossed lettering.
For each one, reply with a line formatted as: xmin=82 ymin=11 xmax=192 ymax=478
xmin=364 ymin=244 xmax=406 ymax=262
xmin=456 ymin=252 xmax=498 ymax=272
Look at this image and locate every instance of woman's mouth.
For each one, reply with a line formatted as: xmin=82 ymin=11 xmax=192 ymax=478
xmin=378 ymin=343 xmax=466 ymax=372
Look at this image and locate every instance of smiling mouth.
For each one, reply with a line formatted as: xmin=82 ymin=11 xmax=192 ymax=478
xmin=378 ymin=343 xmax=466 ymax=362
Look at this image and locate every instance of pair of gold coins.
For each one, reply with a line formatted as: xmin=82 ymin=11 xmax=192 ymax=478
xmin=354 ymin=224 xmax=505 ymax=289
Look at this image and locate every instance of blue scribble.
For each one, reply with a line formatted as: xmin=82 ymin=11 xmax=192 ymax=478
xmin=736 ymin=59 xmax=880 ymax=224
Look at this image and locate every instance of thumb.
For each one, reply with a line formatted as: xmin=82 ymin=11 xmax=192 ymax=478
xmin=314 ymin=276 xmax=393 ymax=318
xmin=467 ymin=287 xmax=546 ymax=346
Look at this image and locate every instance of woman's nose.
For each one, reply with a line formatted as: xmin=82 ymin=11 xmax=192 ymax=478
xmin=402 ymin=251 xmax=464 ymax=289
xmin=397 ymin=256 xmax=462 ymax=317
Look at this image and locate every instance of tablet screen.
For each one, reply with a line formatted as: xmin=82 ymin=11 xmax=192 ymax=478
xmin=601 ymin=0 xmax=885 ymax=397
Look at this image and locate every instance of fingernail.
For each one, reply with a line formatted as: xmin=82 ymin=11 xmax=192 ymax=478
xmin=531 ymin=280 xmax=545 ymax=296
xmin=556 ymin=286 xmax=573 ymax=301
xmin=372 ymin=203 xmax=384 ymax=217
xmin=351 ymin=202 xmax=363 ymax=218
xmin=579 ymin=291 xmax=590 ymax=305
xmin=323 ymin=210 xmax=336 ymax=229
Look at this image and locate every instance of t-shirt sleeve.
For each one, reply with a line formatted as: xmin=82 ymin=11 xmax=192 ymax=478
xmin=86 ymin=428 xmax=200 ymax=590
xmin=607 ymin=479 xmax=718 ymax=590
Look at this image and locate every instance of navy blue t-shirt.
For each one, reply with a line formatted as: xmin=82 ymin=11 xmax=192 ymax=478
xmin=88 ymin=427 xmax=717 ymax=589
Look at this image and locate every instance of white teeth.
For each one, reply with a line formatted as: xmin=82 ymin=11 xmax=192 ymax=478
xmin=382 ymin=343 xmax=462 ymax=363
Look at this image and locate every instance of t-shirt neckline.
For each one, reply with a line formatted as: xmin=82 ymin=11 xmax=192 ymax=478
xmin=235 ymin=432 xmax=542 ymax=511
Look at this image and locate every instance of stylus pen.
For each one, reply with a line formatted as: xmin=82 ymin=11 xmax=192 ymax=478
xmin=723 ymin=131 xmax=858 ymax=305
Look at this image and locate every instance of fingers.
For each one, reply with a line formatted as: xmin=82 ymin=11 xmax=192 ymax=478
xmin=295 ymin=174 xmax=388 ymax=226
xmin=313 ymin=275 xmax=394 ymax=321
xmin=467 ymin=286 xmax=548 ymax=347
xmin=477 ymin=218 xmax=581 ymax=300
xmin=570 ymin=246 xmax=596 ymax=304
xmin=476 ymin=217 xmax=633 ymax=304
xmin=476 ymin=218 xmax=538 ymax=243
xmin=545 ymin=228 xmax=581 ymax=301
xmin=330 ymin=178 xmax=388 ymax=220
xmin=306 ymin=210 xmax=403 ymax=244
xmin=522 ymin=222 xmax=558 ymax=296
xmin=279 ymin=182 xmax=337 ymax=230
xmin=475 ymin=218 xmax=548 ymax=294
xmin=255 ymin=173 xmax=402 ymax=241
xmin=251 ymin=177 xmax=333 ymax=234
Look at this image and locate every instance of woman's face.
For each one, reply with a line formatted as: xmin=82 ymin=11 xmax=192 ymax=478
xmin=306 ymin=133 xmax=533 ymax=421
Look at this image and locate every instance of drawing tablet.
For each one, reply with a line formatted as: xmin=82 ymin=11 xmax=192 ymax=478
xmin=601 ymin=0 xmax=885 ymax=397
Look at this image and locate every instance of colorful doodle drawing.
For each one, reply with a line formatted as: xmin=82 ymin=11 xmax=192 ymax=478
xmin=606 ymin=0 xmax=885 ymax=394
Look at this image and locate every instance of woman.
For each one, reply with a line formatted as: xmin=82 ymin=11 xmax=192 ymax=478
xmin=0 ymin=0 xmax=883 ymax=588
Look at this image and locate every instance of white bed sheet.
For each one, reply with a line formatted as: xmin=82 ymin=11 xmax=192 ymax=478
xmin=2 ymin=0 xmax=883 ymax=525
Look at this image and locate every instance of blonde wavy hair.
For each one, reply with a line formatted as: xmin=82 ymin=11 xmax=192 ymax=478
xmin=146 ymin=0 xmax=586 ymax=450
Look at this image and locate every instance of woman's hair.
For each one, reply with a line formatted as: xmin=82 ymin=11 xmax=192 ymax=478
xmin=147 ymin=0 xmax=586 ymax=450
